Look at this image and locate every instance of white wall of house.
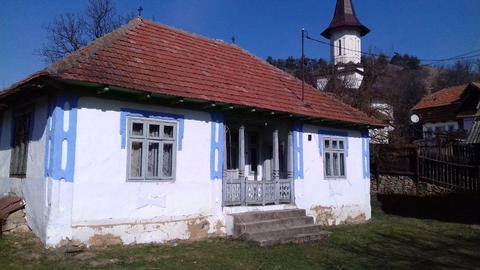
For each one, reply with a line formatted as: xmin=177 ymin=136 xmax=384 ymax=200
xmin=423 ymin=121 xmax=459 ymax=138
xmin=0 ymin=97 xmax=49 ymax=242
xmin=0 ymin=95 xmax=372 ymax=247
xmin=296 ymin=125 xmax=370 ymax=225
xmin=68 ymin=96 xmax=223 ymax=246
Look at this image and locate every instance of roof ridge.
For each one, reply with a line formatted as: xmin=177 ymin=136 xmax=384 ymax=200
xmin=44 ymin=17 xmax=143 ymax=76
xmin=141 ymin=19 xmax=239 ymax=49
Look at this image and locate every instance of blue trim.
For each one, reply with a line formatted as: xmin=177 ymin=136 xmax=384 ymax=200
xmin=210 ymin=112 xmax=224 ymax=180
xmin=45 ymin=95 xmax=78 ymax=182
xmin=293 ymin=123 xmax=304 ymax=179
xmin=361 ymin=131 xmax=370 ymax=179
xmin=120 ymin=108 xmax=184 ymax=150
xmin=318 ymin=129 xmax=349 ymax=156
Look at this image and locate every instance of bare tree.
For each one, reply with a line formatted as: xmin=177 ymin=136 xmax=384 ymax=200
xmin=39 ymin=0 xmax=135 ymax=63
xmin=85 ymin=0 xmax=121 ymax=39
xmin=41 ymin=13 xmax=87 ymax=63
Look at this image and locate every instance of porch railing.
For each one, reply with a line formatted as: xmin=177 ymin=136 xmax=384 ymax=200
xmin=222 ymin=171 xmax=294 ymax=206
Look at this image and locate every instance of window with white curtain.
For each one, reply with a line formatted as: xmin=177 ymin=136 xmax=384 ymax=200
xmin=324 ymin=137 xmax=346 ymax=178
xmin=127 ymin=118 xmax=176 ymax=181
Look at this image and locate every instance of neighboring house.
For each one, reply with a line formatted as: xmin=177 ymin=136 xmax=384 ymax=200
xmin=411 ymin=82 xmax=480 ymax=139
xmin=0 ymin=18 xmax=381 ymax=247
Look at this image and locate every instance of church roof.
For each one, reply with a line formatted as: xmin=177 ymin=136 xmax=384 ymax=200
xmin=1 ymin=18 xmax=382 ymax=127
xmin=321 ymin=0 xmax=370 ymax=39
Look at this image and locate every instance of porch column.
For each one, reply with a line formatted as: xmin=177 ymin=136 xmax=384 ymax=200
xmin=222 ymin=125 xmax=227 ymax=206
xmin=222 ymin=125 xmax=228 ymax=178
xmin=238 ymin=125 xmax=245 ymax=179
xmin=287 ymin=131 xmax=294 ymax=180
xmin=272 ymin=129 xmax=280 ymax=180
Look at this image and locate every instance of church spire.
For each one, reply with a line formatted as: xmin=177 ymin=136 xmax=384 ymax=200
xmin=321 ymin=0 xmax=370 ymax=39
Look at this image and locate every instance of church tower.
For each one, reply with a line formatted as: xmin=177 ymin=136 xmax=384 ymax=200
xmin=321 ymin=0 xmax=369 ymax=65
xmin=317 ymin=0 xmax=369 ymax=90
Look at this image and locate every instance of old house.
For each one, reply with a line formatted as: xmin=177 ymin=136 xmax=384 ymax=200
xmin=0 ymin=18 xmax=381 ymax=247
xmin=411 ymin=82 xmax=480 ymax=139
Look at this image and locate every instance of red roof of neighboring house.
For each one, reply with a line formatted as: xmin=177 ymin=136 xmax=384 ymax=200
xmin=412 ymin=83 xmax=480 ymax=111
xmin=1 ymin=18 xmax=381 ymax=127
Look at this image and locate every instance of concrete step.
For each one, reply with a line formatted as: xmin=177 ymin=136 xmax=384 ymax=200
xmin=241 ymin=224 xmax=324 ymax=241
xmin=253 ymin=231 xmax=331 ymax=247
xmin=234 ymin=216 xmax=314 ymax=237
xmin=232 ymin=209 xmax=306 ymax=224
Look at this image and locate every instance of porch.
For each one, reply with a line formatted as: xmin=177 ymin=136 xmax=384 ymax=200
xmin=221 ymin=120 xmax=296 ymax=206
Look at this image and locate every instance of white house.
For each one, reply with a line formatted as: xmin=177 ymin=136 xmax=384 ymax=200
xmin=0 ymin=18 xmax=382 ymax=247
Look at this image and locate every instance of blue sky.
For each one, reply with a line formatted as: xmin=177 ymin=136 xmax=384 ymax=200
xmin=1 ymin=0 xmax=479 ymax=88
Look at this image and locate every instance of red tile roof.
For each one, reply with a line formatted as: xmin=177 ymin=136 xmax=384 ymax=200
xmin=412 ymin=83 xmax=480 ymax=110
xmin=3 ymin=18 xmax=381 ymax=127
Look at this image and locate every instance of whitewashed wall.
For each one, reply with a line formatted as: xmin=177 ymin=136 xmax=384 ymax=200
xmin=69 ymin=97 xmax=223 ymax=246
xmin=0 ymin=94 xmax=372 ymax=246
xmin=0 ymin=97 xmax=49 ymax=242
xmin=295 ymin=125 xmax=371 ymax=225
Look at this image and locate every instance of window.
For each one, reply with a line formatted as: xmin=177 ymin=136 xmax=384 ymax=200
xmin=127 ymin=118 xmax=176 ymax=181
xmin=324 ymin=138 xmax=346 ymax=178
xmin=338 ymin=40 xmax=342 ymax=56
xmin=10 ymin=111 xmax=32 ymax=178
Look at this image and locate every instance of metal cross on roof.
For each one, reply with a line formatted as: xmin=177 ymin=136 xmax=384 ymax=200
xmin=137 ymin=6 xmax=144 ymax=17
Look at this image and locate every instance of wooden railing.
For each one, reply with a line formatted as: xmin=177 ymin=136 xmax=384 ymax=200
xmin=223 ymin=177 xmax=294 ymax=206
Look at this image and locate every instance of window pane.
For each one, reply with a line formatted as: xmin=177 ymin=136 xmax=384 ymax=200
xmin=10 ymin=113 xmax=30 ymax=177
xmin=147 ymin=142 xmax=160 ymax=177
xmin=324 ymin=140 xmax=330 ymax=149
xmin=332 ymin=140 xmax=338 ymax=149
xmin=163 ymin=125 xmax=174 ymax=138
xmin=162 ymin=143 xmax=173 ymax=177
xmin=333 ymin=153 xmax=338 ymax=176
xmin=340 ymin=153 xmax=345 ymax=176
xmin=130 ymin=141 xmax=143 ymax=177
xmin=149 ymin=124 xmax=160 ymax=138
xmin=325 ymin=153 xmax=331 ymax=176
xmin=339 ymin=140 xmax=344 ymax=149
xmin=132 ymin=122 xmax=144 ymax=136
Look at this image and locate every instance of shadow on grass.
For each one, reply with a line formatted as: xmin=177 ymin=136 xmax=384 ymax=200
xmin=332 ymin=227 xmax=480 ymax=269
xmin=377 ymin=193 xmax=480 ymax=224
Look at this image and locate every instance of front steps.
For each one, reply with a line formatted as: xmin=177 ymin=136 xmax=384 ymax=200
xmin=231 ymin=209 xmax=330 ymax=246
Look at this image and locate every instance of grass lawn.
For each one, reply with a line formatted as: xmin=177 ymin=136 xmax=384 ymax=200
xmin=1 ymin=198 xmax=480 ymax=270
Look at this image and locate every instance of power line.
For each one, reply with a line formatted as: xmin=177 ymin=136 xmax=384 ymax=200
xmin=304 ymin=32 xmax=480 ymax=64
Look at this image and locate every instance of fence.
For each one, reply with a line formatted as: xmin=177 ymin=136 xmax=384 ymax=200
xmin=371 ymin=143 xmax=480 ymax=193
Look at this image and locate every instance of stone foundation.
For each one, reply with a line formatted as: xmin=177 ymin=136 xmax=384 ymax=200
xmin=2 ymin=209 xmax=31 ymax=235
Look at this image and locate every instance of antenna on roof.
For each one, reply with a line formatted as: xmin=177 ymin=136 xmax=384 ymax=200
xmin=137 ymin=6 xmax=144 ymax=17
xmin=231 ymin=36 xmax=236 ymax=44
